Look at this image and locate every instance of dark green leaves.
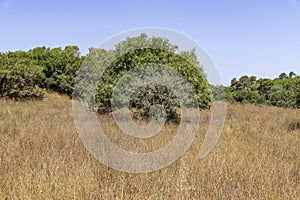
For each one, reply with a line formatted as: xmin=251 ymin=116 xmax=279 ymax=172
xmin=225 ymin=73 xmax=300 ymax=109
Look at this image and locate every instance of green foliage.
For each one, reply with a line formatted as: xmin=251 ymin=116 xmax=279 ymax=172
xmin=29 ymin=46 xmax=83 ymax=95
xmin=0 ymin=58 xmax=45 ymax=99
xmin=270 ymin=77 xmax=300 ymax=108
xmin=279 ymin=72 xmax=288 ymax=79
xmin=210 ymin=85 xmax=227 ymax=101
xmin=257 ymin=78 xmax=273 ymax=102
xmin=76 ymin=34 xmax=211 ymax=123
xmin=0 ymin=46 xmax=83 ymax=100
xmin=227 ymin=72 xmax=300 ymax=109
xmin=229 ymin=75 xmax=263 ymax=104
xmin=1 ymin=36 xmax=298 ymax=117
xmin=128 ymin=84 xmax=181 ymax=124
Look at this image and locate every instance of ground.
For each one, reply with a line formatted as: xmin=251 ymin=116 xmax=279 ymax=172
xmin=0 ymin=93 xmax=299 ymax=199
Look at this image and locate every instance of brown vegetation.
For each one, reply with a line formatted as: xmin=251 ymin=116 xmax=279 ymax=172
xmin=0 ymin=93 xmax=299 ymax=199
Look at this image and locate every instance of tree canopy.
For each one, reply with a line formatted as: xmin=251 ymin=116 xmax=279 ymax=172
xmin=0 ymin=46 xmax=84 ymax=99
xmin=214 ymin=72 xmax=300 ymax=109
xmin=0 ymin=34 xmax=212 ymax=123
xmin=1 ymin=36 xmax=299 ymax=116
xmin=74 ymin=34 xmax=211 ymax=122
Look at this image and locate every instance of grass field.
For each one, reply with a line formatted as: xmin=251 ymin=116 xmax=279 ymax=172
xmin=0 ymin=93 xmax=299 ymax=199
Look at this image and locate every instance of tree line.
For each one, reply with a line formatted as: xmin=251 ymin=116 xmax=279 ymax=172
xmin=212 ymin=72 xmax=300 ymax=109
xmin=0 ymin=34 xmax=211 ymax=123
xmin=0 ymin=34 xmax=298 ymax=123
xmin=0 ymin=46 xmax=84 ymax=99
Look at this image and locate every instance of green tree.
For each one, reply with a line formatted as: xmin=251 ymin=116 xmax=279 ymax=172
xmin=29 ymin=46 xmax=83 ymax=95
xmin=211 ymin=85 xmax=227 ymax=101
xmin=270 ymin=77 xmax=299 ymax=108
xmin=76 ymin=34 xmax=211 ymax=122
xmin=295 ymin=77 xmax=300 ymax=108
xmin=0 ymin=57 xmax=45 ymax=99
xmin=229 ymin=75 xmax=262 ymax=104
xmin=279 ymin=72 xmax=288 ymax=79
xmin=257 ymin=78 xmax=273 ymax=102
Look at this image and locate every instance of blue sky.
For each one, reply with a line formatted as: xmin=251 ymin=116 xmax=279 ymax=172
xmin=1 ymin=0 xmax=300 ymax=85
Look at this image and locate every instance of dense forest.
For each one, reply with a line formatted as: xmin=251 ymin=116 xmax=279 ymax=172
xmin=0 ymin=36 xmax=299 ymax=113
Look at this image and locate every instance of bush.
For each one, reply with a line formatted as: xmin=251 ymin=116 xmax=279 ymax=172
xmin=270 ymin=78 xmax=300 ymax=108
xmin=228 ymin=74 xmax=300 ymax=109
xmin=0 ymin=59 xmax=45 ymax=99
xmin=0 ymin=46 xmax=83 ymax=100
xmin=75 ymin=34 xmax=211 ymax=123
xmin=29 ymin=46 xmax=83 ymax=95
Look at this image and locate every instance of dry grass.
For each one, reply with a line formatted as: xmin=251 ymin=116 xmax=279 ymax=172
xmin=0 ymin=93 xmax=299 ymax=199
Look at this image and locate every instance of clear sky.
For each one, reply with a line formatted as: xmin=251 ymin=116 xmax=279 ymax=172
xmin=1 ymin=0 xmax=300 ymax=85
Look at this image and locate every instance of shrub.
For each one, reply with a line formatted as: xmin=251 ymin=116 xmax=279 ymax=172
xmin=75 ymin=34 xmax=211 ymax=123
xmin=0 ymin=59 xmax=45 ymax=99
xmin=29 ymin=46 xmax=83 ymax=95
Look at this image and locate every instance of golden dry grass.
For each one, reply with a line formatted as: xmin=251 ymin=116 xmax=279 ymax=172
xmin=0 ymin=93 xmax=299 ymax=199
